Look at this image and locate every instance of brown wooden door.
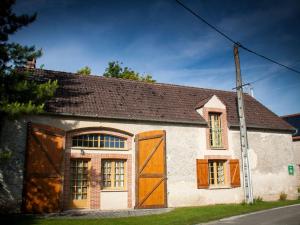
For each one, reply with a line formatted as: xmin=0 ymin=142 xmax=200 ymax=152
xmin=23 ymin=123 xmax=65 ymax=213
xmin=135 ymin=130 xmax=167 ymax=209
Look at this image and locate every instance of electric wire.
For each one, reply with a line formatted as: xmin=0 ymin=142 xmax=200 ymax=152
xmin=175 ymin=0 xmax=300 ymax=75
xmin=248 ymin=60 xmax=300 ymax=84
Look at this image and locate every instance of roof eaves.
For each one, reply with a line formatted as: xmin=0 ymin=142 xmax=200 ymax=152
xmin=43 ymin=112 xmax=207 ymax=126
xmin=281 ymin=113 xmax=300 ymax=118
xmin=228 ymin=123 xmax=295 ymax=133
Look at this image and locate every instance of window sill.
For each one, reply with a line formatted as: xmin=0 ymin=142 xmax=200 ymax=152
xmin=208 ymin=186 xmax=232 ymax=190
xmin=101 ymin=189 xmax=128 ymax=192
xmin=209 ymin=147 xmax=227 ymax=150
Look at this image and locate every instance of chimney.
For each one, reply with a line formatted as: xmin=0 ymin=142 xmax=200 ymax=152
xmin=26 ymin=58 xmax=36 ymax=69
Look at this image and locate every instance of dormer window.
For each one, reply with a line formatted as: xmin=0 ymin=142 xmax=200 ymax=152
xmin=209 ymin=113 xmax=223 ymax=148
xmin=195 ymin=95 xmax=228 ymax=150
xmin=72 ymin=134 xmax=126 ymax=150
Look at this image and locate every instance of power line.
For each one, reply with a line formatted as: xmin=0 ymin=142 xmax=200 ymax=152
xmin=175 ymin=0 xmax=236 ymax=44
xmin=239 ymin=45 xmax=300 ymax=74
xmin=248 ymin=72 xmax=279 ymax=85
xmin=175 ymin=0 xmax=300 ymax=75
xmin=248 ymin=60 xmax=300 ymax=84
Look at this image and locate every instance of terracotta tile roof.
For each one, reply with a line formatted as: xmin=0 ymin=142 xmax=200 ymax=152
xmin=23 ymin=68 xmax=293 ymax=132
xmin=194 ymin=95 xmax=214 ymax=109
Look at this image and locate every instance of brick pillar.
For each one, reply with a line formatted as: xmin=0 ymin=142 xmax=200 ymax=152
xmin=90 ymin=157 xmax=101 ymax=209
xmin=63 ymin=152 xmax=71 ymax=210
xmin=127 ymin=156 xmax=133 ymax=208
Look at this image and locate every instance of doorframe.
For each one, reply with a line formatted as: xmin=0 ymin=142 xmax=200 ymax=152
xmin=134 ymin=130 xmax=168 ymax=209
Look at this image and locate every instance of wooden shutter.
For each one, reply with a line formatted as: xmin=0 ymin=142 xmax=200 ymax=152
xmin=23 ymin=123 xmax=65 ymax=213
xmin=229 ymin=159 xmax=241 ymax=187
xmin=196 ymin=159 xmax=209 ymax=188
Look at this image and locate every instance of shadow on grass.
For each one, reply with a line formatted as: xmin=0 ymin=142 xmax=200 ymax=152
xmin=0 ymin=214 xmax=38 ymax=225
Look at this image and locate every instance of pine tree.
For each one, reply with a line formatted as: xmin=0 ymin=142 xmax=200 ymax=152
xmin=0 ymin=0 xmax=58 ymax=117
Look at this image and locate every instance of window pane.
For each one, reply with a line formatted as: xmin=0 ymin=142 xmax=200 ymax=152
xmin=70 ymin=159 xmax=89 ymax=200
xmin=102 ymin=160 xmax=126 ymax=189
xmin=209 ymin=161 xmax=215 ymax=185
xmin=105 ymin=135 xmax=109 ymax=142
xmin=93 ymin=139 xmax=98 ymax=148
xmin=217 ymin=162 xmax=225 ymax=184
xmin=72 ymin=134 xmax=125 ymax=149
xmin=102 ymin=160 xmax=112 ymax=187
xmin=83 ymin=139 xmax=88 ymax=147
xmin=72 ymin=139 xmax=77 ymax=146
xmin=100 ymin=141 xmax=104 ymax=148
xmin=208 ymin=160 xmax=226 ymax=186
xmin=209 ymin=113 xmax=222 ymax=148
xmin=110 ymin=140 xmax=115 ymax=148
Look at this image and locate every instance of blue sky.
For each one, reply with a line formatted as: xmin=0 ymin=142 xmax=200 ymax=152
xmin=11 ymin=0 xmax=300 ymax=116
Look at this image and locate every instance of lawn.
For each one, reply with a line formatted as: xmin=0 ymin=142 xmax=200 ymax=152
xmin=2 ymin=200 xmax=300 ymax=225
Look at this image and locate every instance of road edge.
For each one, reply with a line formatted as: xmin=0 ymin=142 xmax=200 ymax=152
xmin=199 ymin=203 xmax=300 ymax=225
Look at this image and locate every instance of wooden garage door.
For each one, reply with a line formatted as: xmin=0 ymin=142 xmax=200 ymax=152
xmin=135 ymin=130 xmax=167 ymax=209
xmin=23 ymin=123 xmax=65 ymax=213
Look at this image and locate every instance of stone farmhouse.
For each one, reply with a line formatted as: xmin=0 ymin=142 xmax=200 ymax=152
xmin=0 ymin=68 xmax=299 ymax=213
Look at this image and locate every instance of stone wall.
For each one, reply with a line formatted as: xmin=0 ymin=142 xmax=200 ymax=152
xmin=0 ymin=118 xmax=27 ymax=213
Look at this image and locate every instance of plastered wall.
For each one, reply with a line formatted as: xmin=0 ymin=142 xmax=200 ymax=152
xmin=231 ymin=130 xmax=299 ymax=200
xmin=292 ymin=140 xmax=300 ymax=187
xmin=0 ymin=114 xmax=298 ymax=211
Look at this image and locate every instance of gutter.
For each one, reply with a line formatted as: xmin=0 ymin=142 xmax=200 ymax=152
xmin=229 ymin=123 xmax=295 ymax=133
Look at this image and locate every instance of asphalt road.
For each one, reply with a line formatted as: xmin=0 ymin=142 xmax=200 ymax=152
xmin=204 ymin=204 xmax=300 ymax=225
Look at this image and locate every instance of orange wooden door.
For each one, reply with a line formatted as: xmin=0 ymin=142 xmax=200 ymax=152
xmin=135 ymin=130 xmax=167 ymax=209
xmin=70 ymin=159 xmax=90 ymax=209
xmin=23 ymin=123 xmax=65 ymax=213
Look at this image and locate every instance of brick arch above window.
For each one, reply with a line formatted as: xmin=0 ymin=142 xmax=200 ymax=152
xmin=66 ymin=127 xmax=133 ymax=150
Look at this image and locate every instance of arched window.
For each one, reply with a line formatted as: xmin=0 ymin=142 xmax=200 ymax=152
xmin=72 ymin=133 xmax=126 ymax=149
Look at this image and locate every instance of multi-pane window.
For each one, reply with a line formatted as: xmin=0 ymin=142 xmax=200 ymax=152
xmin=71 ymin=159 xmax=89 ymax=200
xmin=72 ymin=134 xmax=125 ymax=149
xmin=209 ymin=160 xmax=226 ymax=186
xmin=209 ymin=113 xmax=223 ymax=148
xmin=101 ymin=159 xmax=126 ymax=189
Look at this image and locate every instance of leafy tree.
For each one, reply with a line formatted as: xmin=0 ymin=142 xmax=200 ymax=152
xmin=103 ymin=61 xmax=155 ymax=83
xmin=0 ymin=0 xmax=58 ymax=118
xmin=77 ymin=66 xmax=91 ymax=75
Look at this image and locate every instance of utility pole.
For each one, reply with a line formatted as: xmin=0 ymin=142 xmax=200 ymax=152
xmin=233 ymin=43 xmax=254 ymax=204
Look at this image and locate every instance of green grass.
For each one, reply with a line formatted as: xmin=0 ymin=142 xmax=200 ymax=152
xmin=2 ymin=200 xmax=300 ymax=225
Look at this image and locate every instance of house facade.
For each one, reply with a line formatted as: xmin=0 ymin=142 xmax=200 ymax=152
xmin=0 ymin=68 xmax=299 ymax=213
